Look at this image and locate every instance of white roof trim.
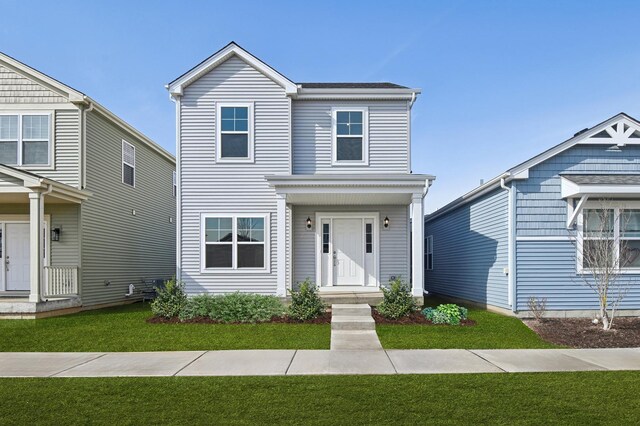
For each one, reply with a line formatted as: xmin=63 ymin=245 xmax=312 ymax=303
xmin=561 ymin=176 xmax=640 ymax=199
xmin=0 ymin=164 xmax=91 ymax=203
xmin=295 ymin=88 xmax=421 ymax=101
xmin=0 ymin=52 xmax=85 ymax=103
xmin=167 ymin=42 xmax=298 ymax=97
xmin=427 ymin=113 xmax=640 ymax=222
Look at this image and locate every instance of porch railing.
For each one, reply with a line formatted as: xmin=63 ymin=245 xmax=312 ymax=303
xmin=44 ymin=266 xmax=79 ymax=297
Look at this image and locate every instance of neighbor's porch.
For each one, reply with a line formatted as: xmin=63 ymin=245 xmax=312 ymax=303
xmin=0 ymin=165 xmax=89 ymax=317
xmin=267 ymin=174 xmax=434 ymax=302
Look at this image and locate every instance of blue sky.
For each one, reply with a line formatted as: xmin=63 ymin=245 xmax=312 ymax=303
xmin=3 ymin=1 xmax=640 ymax=212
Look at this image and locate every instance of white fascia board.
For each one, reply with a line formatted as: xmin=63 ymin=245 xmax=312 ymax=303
xmin=294 ymin=88 xmax=421 ymax=101
xmin=167 ymin=43 xmax=297 ymax=96
xmin=0 ymin=52 xmax=85 ymax=102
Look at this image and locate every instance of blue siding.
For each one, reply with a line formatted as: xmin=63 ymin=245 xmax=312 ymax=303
xmin=517 ymin=144 xmax=640 ymax=236
xmin=425 ymin=188 xmax=509 ymax=309
xmin=517 ymin=240 xmax=640 ymax=311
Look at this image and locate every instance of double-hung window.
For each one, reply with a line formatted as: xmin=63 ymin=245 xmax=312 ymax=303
xmin=216 ymin=103 xmax=253 ymax=162
xmin=426 ymin=235 xmax=434 ymax=270
xmin=203 ymin=214 xmax=268 ymax=271
xmin=0 ymin=113 xmax=51 ymax=166
xmin=332 ymin=107 xmax=368 ymax=165
xmin=122 ymin=140 xmax=135 ymax=187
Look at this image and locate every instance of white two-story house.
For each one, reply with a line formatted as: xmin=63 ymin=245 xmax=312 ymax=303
xmin=168 ymin=42 xmax=433 ymax=302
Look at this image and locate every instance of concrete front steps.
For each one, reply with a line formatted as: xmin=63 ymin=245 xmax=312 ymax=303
xmin=330 ymin=304 xmax=382 ymax=350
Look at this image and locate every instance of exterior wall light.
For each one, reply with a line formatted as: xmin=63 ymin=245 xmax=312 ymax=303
xmin=306 ymin=217 xmax=312 ymax=230
xmin=383 ymin=216 xmax=390 ymax=229
xmin=51 ymin=227 xmax=62 ymax=242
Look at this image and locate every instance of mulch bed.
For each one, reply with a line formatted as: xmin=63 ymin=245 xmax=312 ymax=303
xmin=147 ymin=312 xmax=332 ymax=325
xmin=371 ymin=310 xmax=476 ymax=326
xmin=525 ymin=317 xmax=640 ymax=348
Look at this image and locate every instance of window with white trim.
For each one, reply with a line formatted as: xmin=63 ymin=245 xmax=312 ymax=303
xmin=172 ymin=171 xmax=177 ymax=197
xmin=122 ymin=140 xmax=135 ymax=187
xmin=579 ymin=206 xmax=640 ymax=270
xmin=332 ymin=107 xmax=368 ymax=165
xmin=426 ymin=235 xmax=433 ymax=270
xmin=216 ymin=103 xmax=253 ymax=162
xmin=0 ymin=114 xmax=51 ymax=166
xmin=203 ymin=214 xmax=267 ymax=270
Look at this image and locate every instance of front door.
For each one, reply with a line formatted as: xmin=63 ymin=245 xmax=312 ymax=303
xmin=332 ymin=218 xmax=364 ymax=285
xmin=5 ymin=223 xmax=30 ymax=291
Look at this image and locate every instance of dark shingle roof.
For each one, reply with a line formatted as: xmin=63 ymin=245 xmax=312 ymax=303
xmin=561 ymin=174 xmax=640 ymax=185
xmin=297 ymin=82 xmax=409 ymax=89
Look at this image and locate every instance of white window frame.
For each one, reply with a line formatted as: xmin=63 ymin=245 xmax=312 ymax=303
xmin=331 ymin=106 xmax=369 ymax=166
xmin=577 ymin=200 xmax=640 ymax=274
xmin=426 ymin=235 xmax=433 ymax=270
xmin=216 ymin=102 xmax=254 ymax=163
xmin=200 ymin=213 xmax=270 ymax=273
xmin=122 ymin=139 xmax=136 ymax=187
xmin=0 ymin=112 xmax=53 ymax=168
xmin=172 ymin=171 xmax=177 ymax=197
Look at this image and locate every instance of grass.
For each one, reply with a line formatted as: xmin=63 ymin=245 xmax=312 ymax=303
xmin=377 ymin=297 xmax=558 ymax=349
xmin=0 ymin=303 xmax=330 ymax=351
xmin=1 ymin=372 xmax=638 ymax=424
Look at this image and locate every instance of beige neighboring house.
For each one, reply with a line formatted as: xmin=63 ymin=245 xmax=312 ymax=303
xmin=0 ymin=52 xmax=176 ymax=318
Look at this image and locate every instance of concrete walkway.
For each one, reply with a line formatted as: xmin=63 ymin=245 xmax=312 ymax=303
xmin=0 ymin=348 xmax=639 ymax=377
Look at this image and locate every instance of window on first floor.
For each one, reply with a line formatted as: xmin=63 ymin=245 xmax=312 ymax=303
xmin=580 ymin=206 xmax=640 ymax=270
xmin=0 ymin=114 xmax=51 ymax=166
xmin=203 ymin=214 xmax=267 ymax=270
xmin=425 ymin=235 xmax=433 ymax=270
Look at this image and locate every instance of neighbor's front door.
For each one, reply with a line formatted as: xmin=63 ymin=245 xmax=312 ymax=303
xmin=332 ymin=218 xmax=364 ymax=285
xmin=5 ymin=223 xmax=30 ymax=291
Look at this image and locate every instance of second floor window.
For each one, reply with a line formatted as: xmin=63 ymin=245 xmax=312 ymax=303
xmin=332 ymin=107 xmax=368 ymax=165
xmin=0 ymin=114 xmax=51 ymax=166
xmin=122 ymin=140 xmax=135 ymax=187
xmin=216 ymin=103 xmax=254 ymax=163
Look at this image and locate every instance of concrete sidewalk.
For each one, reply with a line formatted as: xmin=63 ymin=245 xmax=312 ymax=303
xmin=0 ymin=348 xmax=638 ymax=377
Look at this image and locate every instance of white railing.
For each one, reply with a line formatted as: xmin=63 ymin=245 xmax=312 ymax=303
xmin=44 ymin=266 xmax=78 ymax=297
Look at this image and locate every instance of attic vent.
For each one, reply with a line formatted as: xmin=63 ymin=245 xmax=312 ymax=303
xmin=591 ymin=129 xmax=611 ymax=138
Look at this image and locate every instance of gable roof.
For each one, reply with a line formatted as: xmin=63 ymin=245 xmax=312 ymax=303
xmin=0 ymin=51 xmax=174 ymax=164
xmin=427 ymin=112 xmax=640 ymax=222
xmin=167 ymin=42 xmax=420 ymax=100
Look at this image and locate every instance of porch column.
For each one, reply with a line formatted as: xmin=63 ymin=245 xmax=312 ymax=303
xmin=410 ymin=193 xmax=424 ymax=297
xmin=276 ymin=194 xmax=287 ymax=297
xmin=28 ymin=191 xmax=44 ymax=303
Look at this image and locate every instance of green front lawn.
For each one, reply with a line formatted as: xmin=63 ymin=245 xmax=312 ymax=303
xmin=377 ymin=298 xmax=557 ymax=349
xmin=0 ymin=303 xmax=330 ymax=351
xmin=2 ymin=372 xmax=639 ymax=424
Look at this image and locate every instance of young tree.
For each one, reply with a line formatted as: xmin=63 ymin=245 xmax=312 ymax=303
xmin=574 ymin=202 xmax=631 ymax=330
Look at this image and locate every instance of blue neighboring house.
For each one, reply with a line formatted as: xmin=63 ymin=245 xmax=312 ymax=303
xmin=425 ymin=113 xmax=640 ymax=317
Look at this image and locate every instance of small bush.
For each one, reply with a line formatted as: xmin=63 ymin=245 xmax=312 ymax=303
xmin=527 ymin=296 xmax=547 ymax=321
xmin=422 ymin=303 xmax=468 ymax=325
xmin=376 ymin=278 xmax=417 ymax=319
xmin=288 ymin=279 xmax=326 ymax=321
xmin=179 ymin=292 xmax=285 ymax=323
xmin=151 ymin=278 xmax=187 ymax=319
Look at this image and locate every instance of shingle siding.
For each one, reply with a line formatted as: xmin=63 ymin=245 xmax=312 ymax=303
xmin=425 ymin=188 xmax=510 ymax=309
xmin=0 ymin=65 xmax=67 ymax=104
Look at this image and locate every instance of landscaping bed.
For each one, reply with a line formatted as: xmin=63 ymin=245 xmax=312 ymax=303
xmin=525 ymin=317 xmax=640 ymax=348
xmin=148 ymin=312 xmax=331 ymax=325
xmin=372 ymin=310 xmax=476 ymax=326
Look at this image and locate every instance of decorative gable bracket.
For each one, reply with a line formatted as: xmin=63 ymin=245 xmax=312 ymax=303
xmin=581 ymin=118 xmax=640 ymax=146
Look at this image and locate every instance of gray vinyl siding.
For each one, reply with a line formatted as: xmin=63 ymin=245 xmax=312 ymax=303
xmin=292 ymin=205 xmax=410 ymax=287
xmin=516 ymin=240 xmax=640 ymax=311
xmin=81 ymin=110 xmax=176 ymax=306
xmin=0 ymin=203 xmax=80 ymax=269
xmin=425 ymin=188 xmax=510 ymax=309
xmin=514 ymin=143 xmax=640 ymax=311
xmin=292 ymin=101 xmax=409 ymax=174
xmin=0 ymin=65 xmax=67 ymax=104
xmin=179 ymin=56 xmax=289 ymax=295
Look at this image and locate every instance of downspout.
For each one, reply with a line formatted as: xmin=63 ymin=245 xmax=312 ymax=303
xmin=409 ymin=92 xmax=416 ymax=109
xmin=80 ymin=98 xmax=95 ymax=190
xmin=501 ymin=177 xmax=516 ymax=312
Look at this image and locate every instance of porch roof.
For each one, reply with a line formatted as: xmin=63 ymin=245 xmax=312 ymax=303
xmin=266 ymin=174 xmax=434 ymax=205
xmin=560 ymin=174 xmax=640 ymax=198
xmin=0 ymin=164 xmax=91 ymax=204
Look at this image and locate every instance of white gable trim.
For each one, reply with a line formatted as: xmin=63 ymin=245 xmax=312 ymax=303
xmin=167 ymin=42 xmax=298 ymax=97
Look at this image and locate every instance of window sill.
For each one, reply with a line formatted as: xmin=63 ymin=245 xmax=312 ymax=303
xmin=216 ymin=158 xmax=255 ymax=164
xmin=331 ymin=162 xmax=370 ymax=167
xmin=200 ymin=267 xmax=271 ymax=274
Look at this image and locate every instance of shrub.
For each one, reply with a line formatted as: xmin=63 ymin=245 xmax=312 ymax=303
xmin=288 ymin=279 xmax=326 ymax=321
xmin=422 ymin=303 xmax=468 ymax=325
xmin=527 ymin=296 xmax=547 ymax=321
xmin=179 ymin=292 xmax=285 ymax=323
xmin=376 ymin=278 xmax=417 ymax=319
xmin=151 ymin=278 xmax=187 ymax=319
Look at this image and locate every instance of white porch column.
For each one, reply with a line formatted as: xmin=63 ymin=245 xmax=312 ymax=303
xmin=276 ymin=194 xmax=287 ymax=297
xmin=28 ymin=191 xmax=44 ymax=303
xmin=410 ymin=193 xmax=424 ymax=297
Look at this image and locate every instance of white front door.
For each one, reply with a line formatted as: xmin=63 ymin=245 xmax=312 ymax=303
xmin=5 ymin=223 xmax=30 ymax=291
xmin=332 ymin=218 xmax=364 ymax=285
